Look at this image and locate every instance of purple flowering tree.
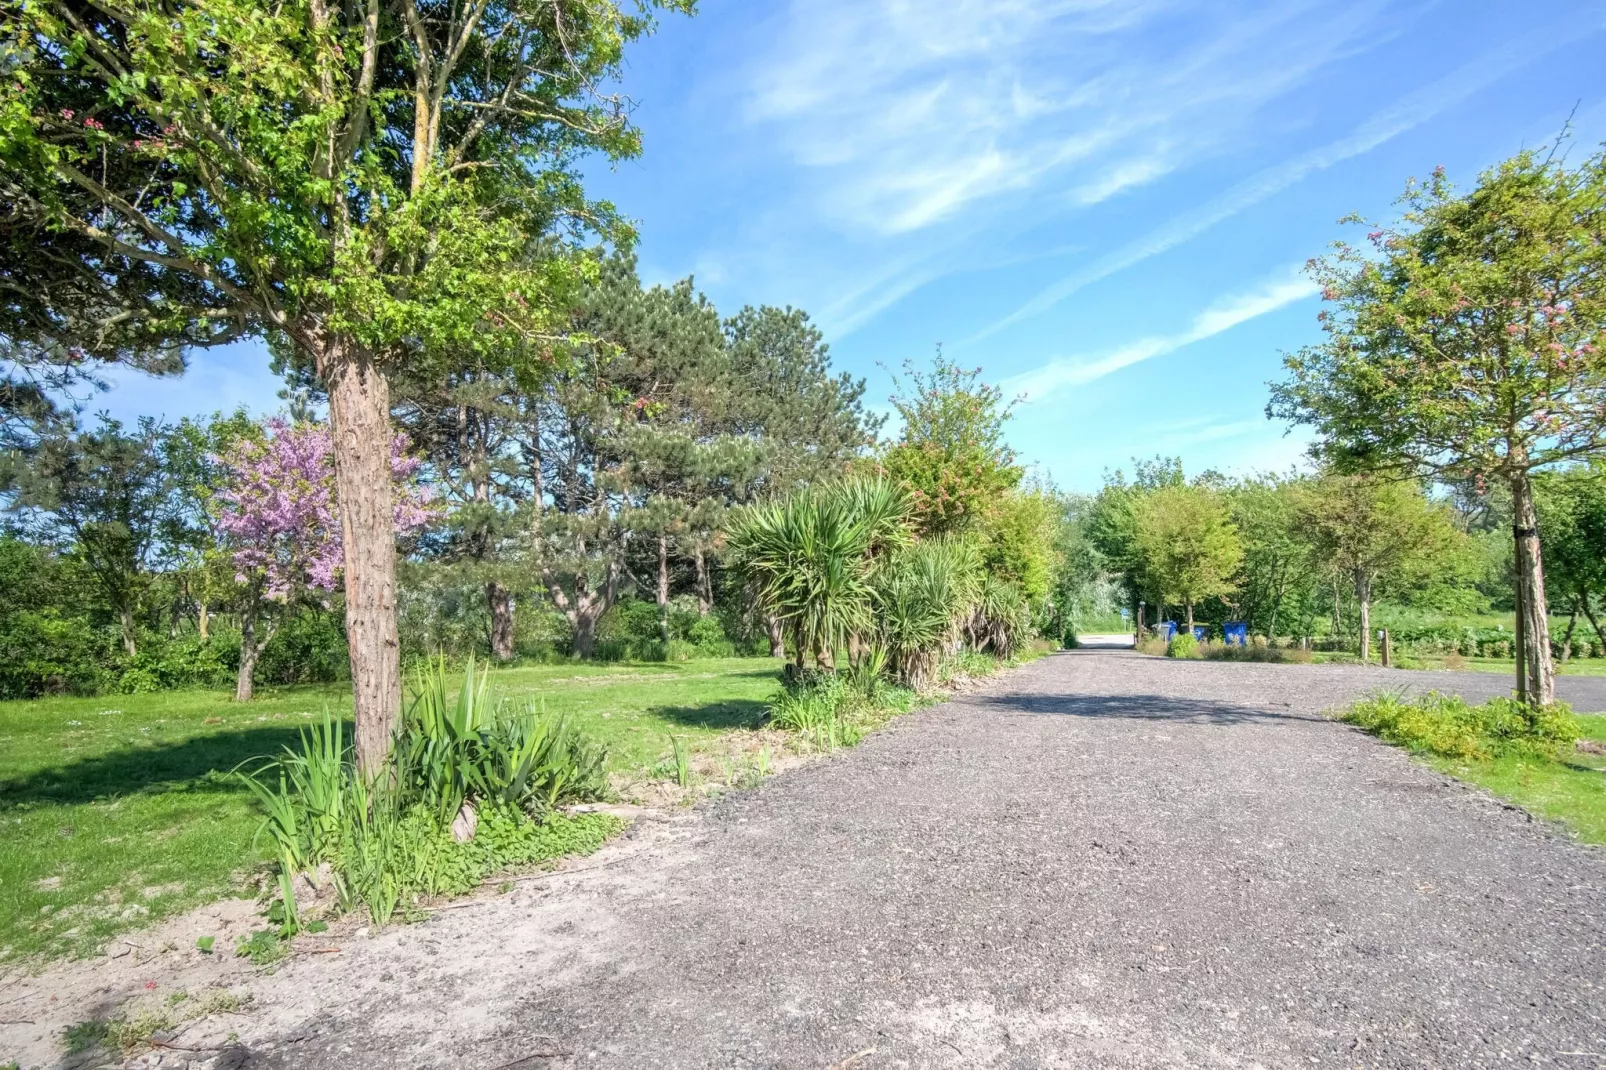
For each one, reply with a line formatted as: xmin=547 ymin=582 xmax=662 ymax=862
xmin=216 ymin=421 xmax=432 ymax=701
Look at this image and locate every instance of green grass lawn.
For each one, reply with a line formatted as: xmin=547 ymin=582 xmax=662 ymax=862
xmin=1311 ymin=651 xmax=1606 ymax=677
xmin=1426 ymin=714 xmax=1606 ymax=844
xmin=0 ymin=657 xmax=784 ymax=965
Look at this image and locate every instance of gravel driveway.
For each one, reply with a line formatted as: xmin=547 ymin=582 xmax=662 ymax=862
xmin=58 ymin=655 xmax=1606 ymax=1069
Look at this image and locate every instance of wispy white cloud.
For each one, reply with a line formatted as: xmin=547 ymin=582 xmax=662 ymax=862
xmin=745 ymin=0 xmax=1395 ymax=238
xmin=969 ymin=15 xmax=1606 ymax=343
xmin=1003 ymin=268 xmax=1318 ymax=402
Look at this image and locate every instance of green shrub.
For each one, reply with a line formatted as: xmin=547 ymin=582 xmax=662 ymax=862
xmin=1199 ymin=641 xmax=1309 ymax=663
xmin=765 ymin=670 xmax=913 ymax=751
xmin=939 ymin=648 xmax=998 ymax=683
xmin=1166 ymin=633 xmax=1199 ymax=659
xmin=685 ymin=614 xmax=735 ymax=657
xmin=255 ymin=611 xmax=349 ymax=685
xmin=238 ymin=659 xmax=615 ymax=930
xmin=1060 ymin=624 xmax=1079 ymax=649
xmin=396 ymin=657 xmax=609 ymax=822
xmin=1341 ymin=690 xmax=1581 ymax=760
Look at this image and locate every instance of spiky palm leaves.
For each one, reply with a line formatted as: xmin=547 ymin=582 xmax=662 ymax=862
xmin=872 ymin=537 xmax=979 ymax=689
xmin=974 ymin=576 xmax=1031 ymax=657
xmin=726 ymin=477 xmax=912 ymax=670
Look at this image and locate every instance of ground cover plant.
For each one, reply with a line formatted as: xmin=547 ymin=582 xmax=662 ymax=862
xmin=0 ymin=657 xmax=782 ymax=964
xmin=241 ymin=659 xmax=620 ymax=932
xmin=1340 ymin=691 xmax=1606 ymax=843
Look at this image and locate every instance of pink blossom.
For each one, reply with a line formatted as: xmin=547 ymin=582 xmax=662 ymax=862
xmin=215 ymin=420 xmax=433 ymax=600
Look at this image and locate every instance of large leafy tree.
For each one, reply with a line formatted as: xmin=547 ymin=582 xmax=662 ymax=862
xmin=879 ymin=351 xmax=1022 ymax=537
xmin=397 ymin=365 xmax=532 ymax=660
xmin=1295 ymin=475 xmax=1463 ymax=661
xmin=215 ymin=420 xmax=431 ymax=700
xmin=1536 ymin=463 xmax=1606 ymax=657
xmin=1270 ymin=147 xmax=1606 ymax=703
xmin=1131 ymin=483 xmax=1242 ymax=631
xmin=1227 ymin=473 xmax=1320 ymax=641
xmin=1 ymin=0 xmax=686 ymax=767
xmin=0 ymin=416 xmax=180 ymax=655
xmin=1085 ymin=456 xmax=1185 ymax=629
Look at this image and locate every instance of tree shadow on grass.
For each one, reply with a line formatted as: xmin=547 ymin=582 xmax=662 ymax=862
xmin=964 ymin=691 xmax=1328 ymax=726
xmin=0 ymin=724 xmax=314 ymax=809
xmin=648 ymin=699 xmax=771 ymax=732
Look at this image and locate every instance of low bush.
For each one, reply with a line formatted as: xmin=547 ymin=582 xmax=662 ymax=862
xmin=239 ymin=658 xmax=615 ymax=931
xmin=1340 ymin=690 xmax=1581 ymax=760
xmin=1136 ymin=635 xmax=1168 ymax=656
xmin=766 ymin=666 xmax=915 ymax=752
xmin=1165 ymin=633 xmax=1199 ymax=659
xmin=1199 ymin=642 xmax=1311 ymax=664
xmin=939 ymin=648 xmax=1000 ymax=684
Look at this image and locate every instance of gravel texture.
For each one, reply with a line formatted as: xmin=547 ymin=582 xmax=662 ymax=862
xmin=15 ymin=654 xmax=1606 ymax=1069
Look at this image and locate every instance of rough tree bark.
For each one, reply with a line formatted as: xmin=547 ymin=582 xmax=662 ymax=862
xmin=234 ymin=593 xmax=279 ymax=703
xmin=766 ymin=613 xmax=786 ymax=659
xmin=1510 ymin=473 xmax=1555 ymax=705
xmin=118 ymin=607 xmax=137 ymax=657
xmin=1355 ymin=569 xmax=1371 ymax=663
xmin=320 ymin=339 xmax=402 ymax=775
xmin=546 ymin=556 xmax=619 ymax=659
xmin=487 ymin=581 xmax=515 ymax=661
xmin=657 ymin=535 xmax=670 ymax=644
xmin=235 ymin=605 xmax=260 ymax=703
xmin=694 ymin=546 xmax=713 ymax=616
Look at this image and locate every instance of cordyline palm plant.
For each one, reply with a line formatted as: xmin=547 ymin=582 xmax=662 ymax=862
xmin=871 ymin=537 xmax=979 ymax=689
xmin=726 ymin=477 xmax=911 ymax=673
xmin=972 ymin=576 xmax=1032 ymax=658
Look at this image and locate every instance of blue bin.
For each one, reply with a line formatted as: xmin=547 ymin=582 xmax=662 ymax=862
xmin=1157 ymin=621 xmax=1177 ymax=642
xmin=1223 ymin=621 xmax=1248 ymax=647
xmin=1191 ymin=625 xmax=1209 ymax=643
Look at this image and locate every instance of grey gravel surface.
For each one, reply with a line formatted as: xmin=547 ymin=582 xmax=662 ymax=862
xmin=237 ymin=655 xmax=1606 ymax=1069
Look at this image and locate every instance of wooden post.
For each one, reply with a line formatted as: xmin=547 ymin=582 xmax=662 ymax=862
xmin=1380 ymin=629 xmax=1391 ymax=668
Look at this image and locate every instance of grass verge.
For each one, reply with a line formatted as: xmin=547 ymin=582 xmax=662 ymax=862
xmin=0 ymin=657 xmax=782 ymax=965
xmin=1338 ymin=690 xmax=1606 ymax=844
xmin=1312 ymin=651 xmax=1606 ymax=676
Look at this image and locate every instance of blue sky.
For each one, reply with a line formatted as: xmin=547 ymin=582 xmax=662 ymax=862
xmin=98 ymin=0 xmax=1606 ymax=491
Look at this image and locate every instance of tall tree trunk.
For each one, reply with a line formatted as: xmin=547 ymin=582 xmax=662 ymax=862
xmin=487 ymin=582 xmax=514 ymax=661
xmin=1355 ymin=569 xmax=1371 ymax=662
xmin=235 ymin=604 xmax=259 ymax=703
xmin=119 ymin=605 xmax=137 ymax=657
xmin=198 ymin=601 xmax=210 ymax=640
xmin=766 ymin=613 xmax=785 ymax=659
xmin=1185 ymin=602 xmax=1194 ymax=631
xmin=1510 ymin=473 xmax=1555 ymax=705
xmin=234 ymin=586 xmax=277 ymax=703
xmin=657 ymin=535 xmax=670 ymax=644
xmin=321 ymin=341 xmax=401 ymax=775
xmin=694 ymin=546 xmax=712 ymax=616
xmin=552 ymin=559 xmax=620 ymax=660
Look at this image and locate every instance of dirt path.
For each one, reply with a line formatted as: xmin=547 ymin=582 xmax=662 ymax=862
xmin=9 ymin=653 xmax=1606 ymax=1069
